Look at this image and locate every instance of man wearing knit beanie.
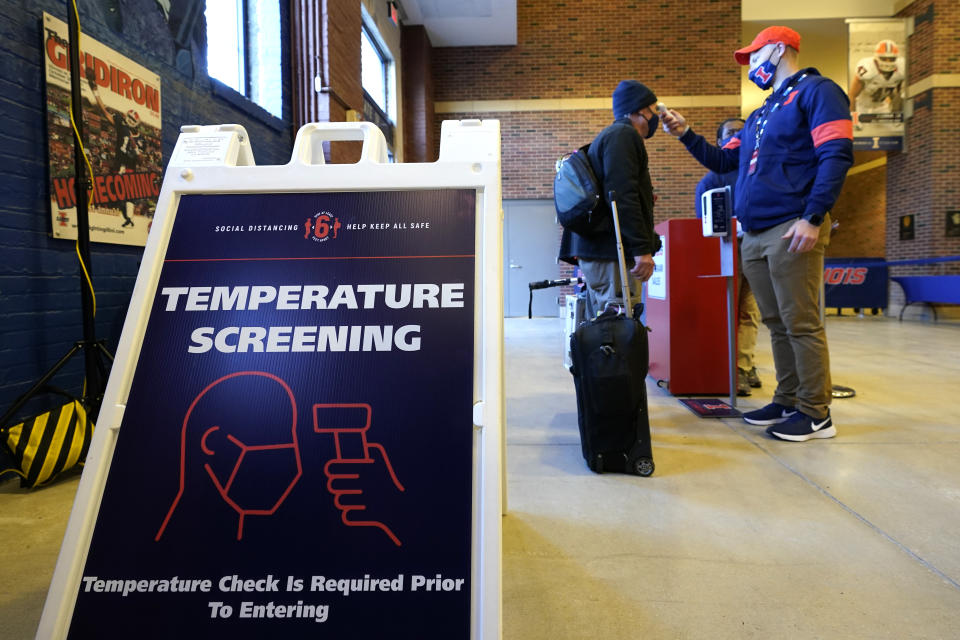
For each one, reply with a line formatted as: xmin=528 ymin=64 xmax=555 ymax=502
xmin=559 ymin=79 xmax=663 ymax=317
xmin=612 ymin=80 xmax=657 ymax=120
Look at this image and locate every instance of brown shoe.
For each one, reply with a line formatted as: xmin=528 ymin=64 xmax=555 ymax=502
xmin=737 ymin=369 xmax=752 ymax=396
xmin=746 ymin=366 xmax=762 ymax=388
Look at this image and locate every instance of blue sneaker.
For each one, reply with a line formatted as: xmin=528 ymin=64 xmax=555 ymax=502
xmin=742 ymin=402 xmax=796 ymax=426
xmin=766 ymin=411 xmax=836 ymax=442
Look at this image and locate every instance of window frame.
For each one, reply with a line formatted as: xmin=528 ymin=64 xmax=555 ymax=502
xmin=205 ymin=0 xmax=286 ymax=125
xmin=360 ymin=23 xmax=390 ymax=118
xmin=359 ymin=12 xmax=396 ymax=155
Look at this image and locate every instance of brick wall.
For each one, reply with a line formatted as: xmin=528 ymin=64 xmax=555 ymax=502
xmin=327 ymin=1 xmax=362 ymax=113
xmin=324 ymin=0 xmax=364 ymax=163
xmin=887 ymin=0 xmax=960 ymax=317
xmin=401 ymin=25 xmax=435 ymax=163
xmin=432 ymin=1 xmax=741 ymax=100
xmin=291 ymin=0 xmax=325 ymax=127
xmin=430 ymin=0 xmax=741 ymax=295
xmin=421 ymin=0 xmax=959 ymax=315
xmin=906 ymin=0 xmax=934 ymax=79
xmin=435 ymin=106 xmax=738 ymax=206
xmin=931 ymin=0 xmax=960 ymax=74
xmin=829 ymin=151 xmax=886 ymax=257
xmin=930 ymin=88 xmax=960 ymax=264
xmin=430 ymin=0 xmax=742 ymax=210
xmin=928 ymin=87 xmax=960 ymax=278
xmin=0 ymin=0 xmax=293 ymax=421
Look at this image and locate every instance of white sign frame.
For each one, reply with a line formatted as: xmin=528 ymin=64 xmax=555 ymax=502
xmin=37 ymin=121 xmax=503 ymax=640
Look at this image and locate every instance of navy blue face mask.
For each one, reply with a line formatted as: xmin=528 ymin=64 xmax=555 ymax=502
xmin=748 ymin=48 xmax=782 ymax=90
xmin=645 ymin=113 xmax=659 ymax=139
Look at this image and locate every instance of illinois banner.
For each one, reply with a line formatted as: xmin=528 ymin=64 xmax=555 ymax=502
xmin=43 ymin=11 xmax=162 ymax=247
xmin=847 ymin=19 xmax=908 ymax=151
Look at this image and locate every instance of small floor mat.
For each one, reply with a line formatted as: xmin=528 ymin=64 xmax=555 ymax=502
xmin=678 ymin=398 xmax=742 ymax=418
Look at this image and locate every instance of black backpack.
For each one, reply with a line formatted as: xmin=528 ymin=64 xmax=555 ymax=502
xmin=554 ymin=144 xmax=606 ymax=235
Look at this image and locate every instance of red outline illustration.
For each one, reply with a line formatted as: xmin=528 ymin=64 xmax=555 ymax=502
xmin=315 ymin=403 xmax=405 ymax=546
xmin=155 ymin=371 xmax=302 ymax=541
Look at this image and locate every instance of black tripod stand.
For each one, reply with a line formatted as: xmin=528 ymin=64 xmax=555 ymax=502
xmin=0 ymin=6 xmax=113 ymax=428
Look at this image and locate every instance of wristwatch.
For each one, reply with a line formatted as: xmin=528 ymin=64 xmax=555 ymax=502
xmin=804 ymin=212 xmax=824 ymax=226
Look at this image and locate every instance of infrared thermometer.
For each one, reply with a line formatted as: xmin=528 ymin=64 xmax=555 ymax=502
xmin=657 ymin=102 xmax=670 ymax=132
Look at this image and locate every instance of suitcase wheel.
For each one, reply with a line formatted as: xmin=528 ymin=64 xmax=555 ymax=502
xmin=589 ymin=453 xmax=604 ymax=474
xmin=631 ymin=457 xmax=655 ymax=477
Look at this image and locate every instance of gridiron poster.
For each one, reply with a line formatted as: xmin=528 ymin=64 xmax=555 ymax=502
xmin=43 ymin=11 xmax=162 ymax=247
xmin=66 ymin=189 xmax=477 ymax=638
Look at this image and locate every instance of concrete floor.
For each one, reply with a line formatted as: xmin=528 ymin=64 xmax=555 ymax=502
xmin=3 ymin=314 xmax=960 ymax=639
xmin=504 ymin=314 xmax=960 ymax=639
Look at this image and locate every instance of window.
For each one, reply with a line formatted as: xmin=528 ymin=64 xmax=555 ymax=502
xmin=205 ymin=0 xmax=282 ymax=118
xmin=360 ymin=16 xmax=395 ymax=153
xmin=361 ymin=26 xmax=389 ymax=116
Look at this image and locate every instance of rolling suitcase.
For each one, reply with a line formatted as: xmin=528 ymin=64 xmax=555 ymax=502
xmin=568 ymin=193 xmax=655 ymax=476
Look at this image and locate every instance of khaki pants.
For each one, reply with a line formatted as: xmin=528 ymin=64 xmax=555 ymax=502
xmin=737 ymin=252 xmax=760 ymax=371
xmin=740 ymin=215 xmax=831 ymax=419
xmin=579 ymin=257 xmax=639 ymax=317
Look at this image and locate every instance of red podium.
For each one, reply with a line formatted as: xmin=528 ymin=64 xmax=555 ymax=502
xmin=646 ymin=218 xmax=735 ymax=395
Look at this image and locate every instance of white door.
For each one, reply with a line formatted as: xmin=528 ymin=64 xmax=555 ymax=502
xmin=503 ymin=199 xmax=563 ymax=317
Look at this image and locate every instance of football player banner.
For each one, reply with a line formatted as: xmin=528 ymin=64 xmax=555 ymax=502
xmin=847 ymin=19 xmax=908 ymax=151
xmin=37 ymin=122 xmax=504 ymax=639
xmin=42 ymin=11 xmax=162 ymax=247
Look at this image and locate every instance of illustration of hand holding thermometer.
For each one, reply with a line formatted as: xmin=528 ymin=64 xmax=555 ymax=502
xmin=314 ymin=403 xmax=406 ymax=547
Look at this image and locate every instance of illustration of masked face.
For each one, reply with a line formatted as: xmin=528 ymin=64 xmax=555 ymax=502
xmin=156 ymin=371 xmax=301 ymax=541
xmin=200 ymin=423 xmax=300 ymax=513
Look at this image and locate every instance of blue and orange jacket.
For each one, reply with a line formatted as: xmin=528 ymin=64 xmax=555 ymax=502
xmin=680 ymin=68 xmax=854 ymax=233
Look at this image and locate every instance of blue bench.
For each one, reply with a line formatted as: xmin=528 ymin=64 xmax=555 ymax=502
xmin=890 ymin=275 xmax=960 ymax=321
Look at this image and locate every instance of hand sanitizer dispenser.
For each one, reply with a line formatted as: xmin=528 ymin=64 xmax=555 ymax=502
xmin=701 ymin=185 xmax=731 ymax=237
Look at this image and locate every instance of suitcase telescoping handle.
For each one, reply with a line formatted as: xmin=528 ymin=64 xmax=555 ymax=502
xmin=608 ymin=190 xmax=633 ymax=313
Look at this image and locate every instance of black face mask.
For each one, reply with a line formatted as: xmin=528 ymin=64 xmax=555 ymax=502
xmin=645 ymin=113 xmax=659 ymax=139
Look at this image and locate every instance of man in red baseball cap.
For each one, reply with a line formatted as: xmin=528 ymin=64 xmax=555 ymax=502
xmin=661 ymin=27 xmax=854 ymax=443
xmin=734 ymin=26 xmax=801 ymax=65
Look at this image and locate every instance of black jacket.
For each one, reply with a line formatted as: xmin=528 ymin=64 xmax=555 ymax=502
xmin=559 ymin=118 xmax=661 ymax=265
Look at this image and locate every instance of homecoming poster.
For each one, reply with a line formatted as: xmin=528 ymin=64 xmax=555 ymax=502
xmin=43 ymin=11 xmax=162 ymax=246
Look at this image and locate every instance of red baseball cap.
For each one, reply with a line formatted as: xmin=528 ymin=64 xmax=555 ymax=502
xmin=734 ymin=26 xmax=801 ymax=65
